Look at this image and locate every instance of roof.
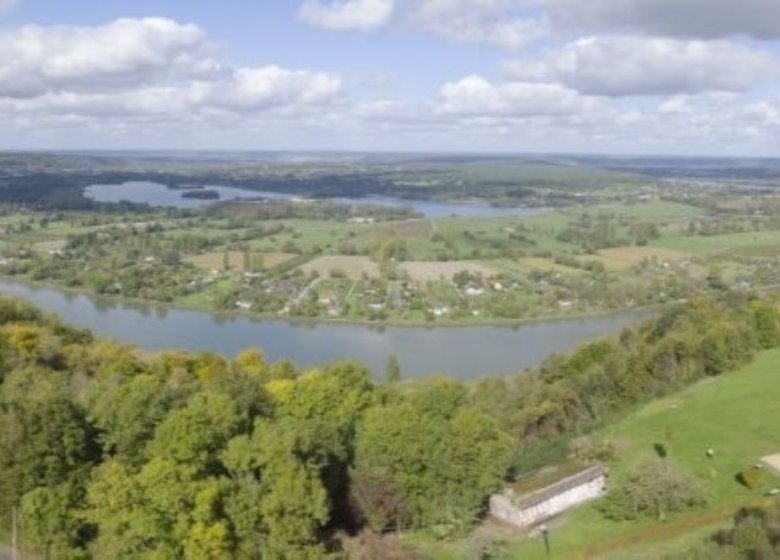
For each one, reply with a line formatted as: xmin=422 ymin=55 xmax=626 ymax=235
xmin=513 ymin=465 xmax=608 ymax=510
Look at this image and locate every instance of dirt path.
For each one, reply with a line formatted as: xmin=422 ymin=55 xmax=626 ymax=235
xmin=292 ymin=277 xmax=323 ymax=306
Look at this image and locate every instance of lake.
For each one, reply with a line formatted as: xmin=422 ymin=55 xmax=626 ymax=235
xmin=0 ymin=278 xmax=648 ymax=380
xmin=84 ymin=181 xmax=543 ymax=219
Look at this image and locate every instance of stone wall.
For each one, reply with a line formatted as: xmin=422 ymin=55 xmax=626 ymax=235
xmin=490 ymin=474 xmax=607 ymax=529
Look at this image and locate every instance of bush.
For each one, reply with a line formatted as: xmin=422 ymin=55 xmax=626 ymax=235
xmin=737 ymin=466 xmax=768 ymax=490
xmin=599 ymin=458 xmax=707 ymax=521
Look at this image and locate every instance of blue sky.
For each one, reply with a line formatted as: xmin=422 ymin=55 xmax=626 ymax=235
xmin=1 ymin=0 xmax=780 ymax=155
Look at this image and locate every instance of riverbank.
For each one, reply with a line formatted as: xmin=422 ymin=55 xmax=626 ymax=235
xmin=0 ymin=276 xmax=650 ymax=379
xmin=0 ymin=274 xmax=664 ymax=330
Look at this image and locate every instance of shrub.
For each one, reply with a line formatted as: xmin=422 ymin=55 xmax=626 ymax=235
xmin=736 ymin=466 xmax=768 ymax=490
xmin=599 ymin=458 xmax=707 ymax=521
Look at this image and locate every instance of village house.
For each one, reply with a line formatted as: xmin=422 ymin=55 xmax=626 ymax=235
xmin=490 ymin=465 xmax=608 ymax=530
xmin=347 ymin=216 xmax=376 ymax=224
xmin=465 ymin=284 xmax=485 ymax=296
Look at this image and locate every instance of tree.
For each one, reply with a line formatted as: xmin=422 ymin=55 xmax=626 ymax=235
xmin=87 ymin=372 xmax=173 ymax=465
xmin=599 ymin=458 xmax=707 ymax=521
xmin=147 ymin=391 xmax=241 ymax=473
xmin=385 ymin=355 xmax=401 ymax=384
xmin=21 ymin=481 xmax=91 ymax=559
xmin=223 ymin=419 xmax=330 ymax=558
xmin=352 ymin=398 xmax=512 ymax=534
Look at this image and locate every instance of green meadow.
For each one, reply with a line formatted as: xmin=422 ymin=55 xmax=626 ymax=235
xmin=412 ymin=347 xmax=780 ymax=559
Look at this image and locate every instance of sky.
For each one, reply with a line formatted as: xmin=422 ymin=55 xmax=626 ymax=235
xmin=1 ymin=0 xmax=780 ymax=156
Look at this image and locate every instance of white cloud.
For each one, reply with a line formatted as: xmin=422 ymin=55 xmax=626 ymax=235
xmin=298 ymin=0 xmax=546 ymax=49
xmin=436 ymin=75 xmax=588 ymax=116
xmin=0 ymin=18 xmax=222 ymax=98
xmin=0 ymin=65 xmax=342 ymax=119
xmin=418 ymin=13 xmax=546 ymax=50
xmin=744 ymin=96 xmax=780 ymax=127
xmin=298 ymin=0 xmax=394 ymax=31
xmin=504 ymin=36 xmax=778 ymax=96
xmin=189 ymin=66 xmax=342 ymax=112
xmin=547 ymin=0 xmax=780 ymax=40
xmin=0 ymin=17 xmax=342 ymax=122
xmin=410 ymin=0 xmax=545 ymax=49
xmin=658 ymin=95 xmax=692 ymax=115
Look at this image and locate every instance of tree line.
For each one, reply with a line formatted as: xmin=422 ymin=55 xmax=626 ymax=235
xmin=0 ymin=291 xmax=778 ymax=557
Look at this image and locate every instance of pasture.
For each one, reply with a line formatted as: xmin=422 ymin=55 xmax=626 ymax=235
xmin=653 ymin=230 xmax=780 ymax=256
xmin=298 ymin=255 xmax=380 ymax=280
xmin=411 ymin=347 xmax=780 ymax=559
xmin=188 ymin=251 xmax=297 ymax=272
xmin=595 ymin=246 xmax=691 ymax=270
xmin=400 ymin=260 xmax=497 ymax=282
xmin=506 ymin=347 xmax=780 ymax=559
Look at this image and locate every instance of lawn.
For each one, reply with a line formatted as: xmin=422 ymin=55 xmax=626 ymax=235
xmin=409 ymin=347 xmax=780 ymax=559
xmin=652 ymin=230 xmax=780 ymax=256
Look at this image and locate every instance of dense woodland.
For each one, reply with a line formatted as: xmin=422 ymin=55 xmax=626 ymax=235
xmin=1 ymin=290 xmax=779 ymax=558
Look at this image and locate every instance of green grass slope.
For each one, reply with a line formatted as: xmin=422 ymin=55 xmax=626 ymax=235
xmin=412 ymin=347 xmax=780 ymax=559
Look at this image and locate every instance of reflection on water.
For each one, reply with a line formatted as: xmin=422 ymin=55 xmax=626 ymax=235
xmin=84 ymin=181 xmax=545 ymax=218
xmin=0 ymin=278 xmax=649 ymax=379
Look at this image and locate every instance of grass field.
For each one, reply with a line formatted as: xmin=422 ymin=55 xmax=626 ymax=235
xmin=595 ymin=246 xmax=691 ymax=270
xmin=652 ymin=230 xmax=780 ymax=256
xmin=493 ymin=257 xmax=581 ymax=275
xmin=409 ymin=347 xmax=780 ymax=559
xmin=400 ymin=260 xmax=497 ymax=282
xmin=188 ymin=251 xmax=298 ymax=272
xmin=298 ymin=255 xmax=380 ymax=280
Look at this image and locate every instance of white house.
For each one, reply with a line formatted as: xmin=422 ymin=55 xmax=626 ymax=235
xmin=490 ymin=465 xmax=608 ymax=529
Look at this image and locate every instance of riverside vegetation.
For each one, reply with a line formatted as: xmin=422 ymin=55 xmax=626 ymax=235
xmin=6 ymin=178 xmax=780 ymax=324
xmin=4 ymin=151 xmax=780 ymax=325
xmin=1 ymin=290 xmax=779 ymax=558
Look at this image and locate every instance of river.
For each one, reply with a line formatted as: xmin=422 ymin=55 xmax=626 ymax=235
xmin=84 ymin=181 xmax=545 ymax=218
xmin=0 ymin=278 xmax=648 ymax=380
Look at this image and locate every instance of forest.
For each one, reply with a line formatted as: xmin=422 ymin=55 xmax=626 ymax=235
xmin=1 ymin=290 xmax=778 ymax=558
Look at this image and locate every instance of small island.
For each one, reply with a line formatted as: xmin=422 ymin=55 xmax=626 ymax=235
xmin=180 ymin=188 xmax=220 ymax=200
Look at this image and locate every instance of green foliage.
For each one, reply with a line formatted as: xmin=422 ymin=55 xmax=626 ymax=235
xmin=736 ymin=466 xmax=768 ymax=490
xmin=599 ymin=458 xmax=708 ymax=521
xmin=0 ymin=292 xmax=778 ymax=557
xmin=385 ymin=355 xmax=402 ymax=384
xmin=471 ymin=296 xmax=780 ymax=469
xmin=670 ymin=503 xmax=780 ymax=559
xmin=147 ymin=391 xmax=242 ymax=472
xmin=352 ymin=397 xmax=513 ymax=535
xmin=21 ymin=481 xmax=91 ymax=559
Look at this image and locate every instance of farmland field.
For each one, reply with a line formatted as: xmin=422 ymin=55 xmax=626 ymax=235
xmin=298 ymin=255 xmax=380 ymax=280
xmin=400 ymin=260 xmax=497 ymax=282
xmin=188 ymin=251 xmax=298 ymax=272
xmin=595 ymin=246 xmax=691 ymax=270
xmin=652 ymin=230 xmax=780 ymax=255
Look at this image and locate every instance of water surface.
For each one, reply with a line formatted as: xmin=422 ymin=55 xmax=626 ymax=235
xmin=0 ymin=278 xmax=647 ymax=379
xmin=85 ymin=181 xmax=543 ymax=218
